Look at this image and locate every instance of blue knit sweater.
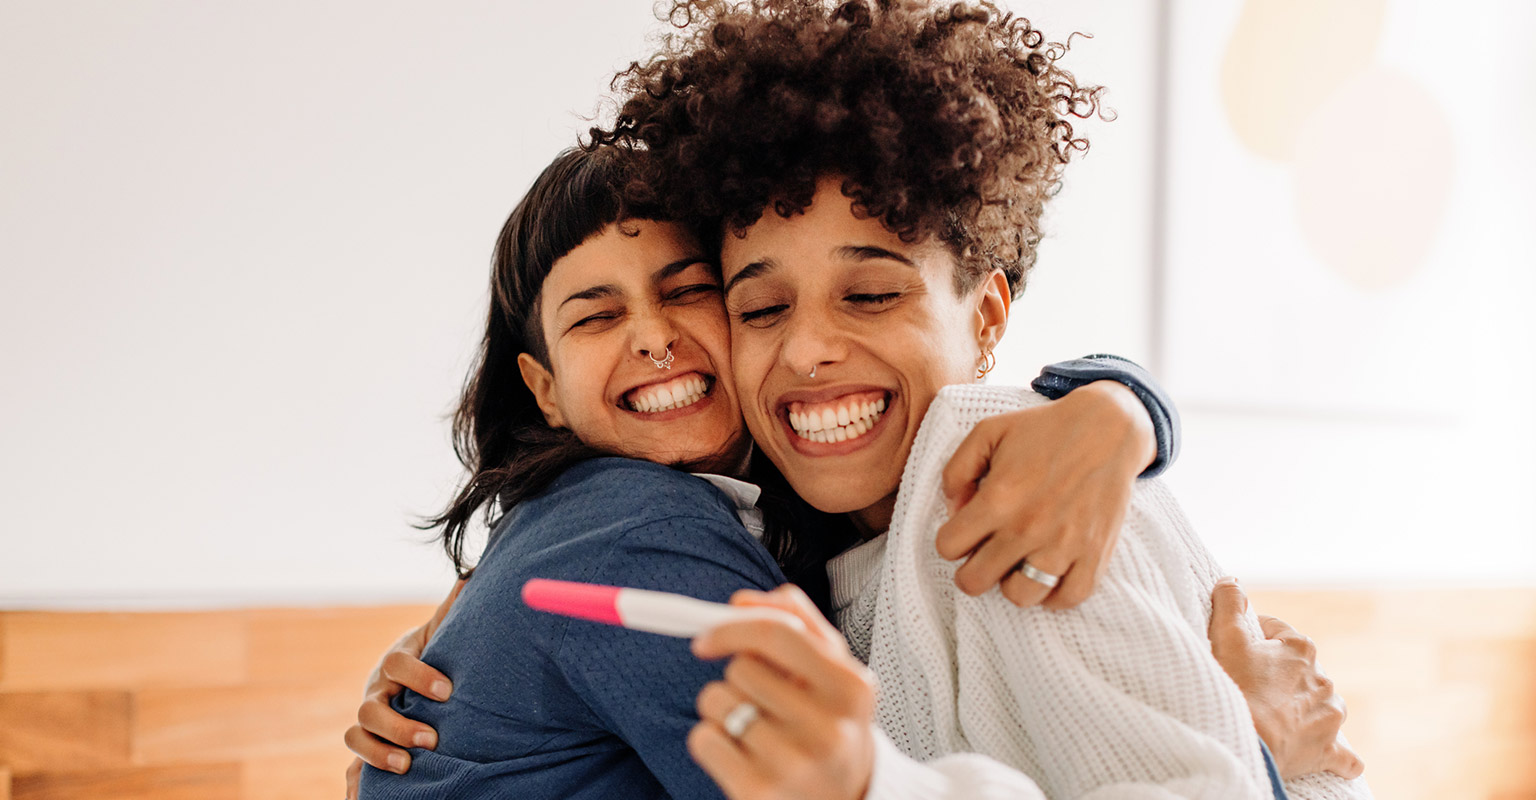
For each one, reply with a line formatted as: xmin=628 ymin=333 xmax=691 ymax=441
xmin=360 ymin=458 xmax=785 ymax=799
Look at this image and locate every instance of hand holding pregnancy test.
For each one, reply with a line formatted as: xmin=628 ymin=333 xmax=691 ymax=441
xmin=520 ymin=578 xmax=805 ymax=638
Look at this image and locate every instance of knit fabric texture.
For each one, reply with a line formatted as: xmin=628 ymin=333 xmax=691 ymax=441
xmin=833 ymin=385 xmax=1373 ymax=800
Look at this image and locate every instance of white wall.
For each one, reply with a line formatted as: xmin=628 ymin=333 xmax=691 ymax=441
xmin=1 ymin=1 xmax=1529 ymax=609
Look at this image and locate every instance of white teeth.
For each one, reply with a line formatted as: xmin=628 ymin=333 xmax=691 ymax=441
xmin=627 ymin=374 xmax=709 ymax=413
xmin=786 ymin=394 xmax=889 ymax=444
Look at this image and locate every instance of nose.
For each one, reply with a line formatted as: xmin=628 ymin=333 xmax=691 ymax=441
xmin=778 ymin=302 xmax=845 ymax=379
xmin=631 ymin=307 xmax=679 ymax=367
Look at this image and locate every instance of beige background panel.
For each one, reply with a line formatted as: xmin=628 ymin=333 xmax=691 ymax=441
xmin=1220 ymin=0 xmax=1386 ymax=160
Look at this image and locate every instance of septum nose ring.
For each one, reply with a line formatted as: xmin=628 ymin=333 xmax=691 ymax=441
xmin=648 ymin=347 xmax=674 ymax=370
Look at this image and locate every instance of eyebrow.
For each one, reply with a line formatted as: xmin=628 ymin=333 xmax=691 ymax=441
xmin=559 ymin=256 xmax=711 ymax=311
xmin=835 ymin=244 xmax=918 ymax=269
xmin=724 ymin=258 xmax=778 ymax=296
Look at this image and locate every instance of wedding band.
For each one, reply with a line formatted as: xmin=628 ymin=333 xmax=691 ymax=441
xmin=1016 ymin=561 xmax=1061 ymax=589
xmin=722 ymin=701 xmax=759 ymax=740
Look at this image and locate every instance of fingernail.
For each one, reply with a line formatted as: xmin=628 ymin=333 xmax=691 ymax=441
xmin=413 ymin=730 xmax=437 ymax=749
xmin=431 ymin=680 xmax=452 ymax=701
xmin=387 ymin=752 xmax=408 ymax=773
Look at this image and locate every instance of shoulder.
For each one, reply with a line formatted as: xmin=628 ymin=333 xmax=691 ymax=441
xmin=479 ymin=457 xmax=783 ymax=594
xmin=524 ymin=456 xmax=741 ymax=529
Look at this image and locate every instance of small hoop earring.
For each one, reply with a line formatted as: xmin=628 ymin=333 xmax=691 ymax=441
xmin=648 ymin=347 xmax=674 ymax=370
xmin=976 ymin=349 xmax=995 ymax=379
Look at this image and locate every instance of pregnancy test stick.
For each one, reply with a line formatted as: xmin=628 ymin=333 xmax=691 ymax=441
xmin=521 ymin=578 xmax=800 ymax=638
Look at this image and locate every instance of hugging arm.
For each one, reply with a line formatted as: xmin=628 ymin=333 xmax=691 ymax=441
xmin=938 ymin=354 xmax=1178 ymax=608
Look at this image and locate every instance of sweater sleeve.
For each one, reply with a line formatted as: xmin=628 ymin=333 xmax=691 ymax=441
xmin=1031 ymin=354 xmax=1180 ymax=478
xmin=555 ymin=511 xmax=786 ymax=800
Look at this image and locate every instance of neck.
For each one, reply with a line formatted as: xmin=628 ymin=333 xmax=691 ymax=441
xmin=849 ymin=492 xmax=898 ymax=540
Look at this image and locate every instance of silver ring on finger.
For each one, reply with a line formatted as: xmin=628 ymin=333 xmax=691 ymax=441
xmin=1016 ymin=560 xmax=1061 ymax=589
xmin=722 ymin=701 xmax=760 ymax=740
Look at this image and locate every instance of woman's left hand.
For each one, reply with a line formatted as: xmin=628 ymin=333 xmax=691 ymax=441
xmin=936 ymin=380 xmax=1155 ymax=609
xmin=689 ymin=585 xmax=878 ymax=800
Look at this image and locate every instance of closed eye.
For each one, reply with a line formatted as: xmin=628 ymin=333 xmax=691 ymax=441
xmin=847 ymin=292 xmax=900 ymax=306
xmin=570 ymin=312 xmax=620 ymax=331
xmin=735 ymin=304 xmax=789 ymax=326
xmin=666 ymin=283 xmax=721 ymax=302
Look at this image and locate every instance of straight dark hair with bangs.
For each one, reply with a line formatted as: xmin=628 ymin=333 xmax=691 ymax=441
xmin=422 ymin=147 xmax=849 ymax=593
xmin=424 ymin=147 xmax=634 ymax=577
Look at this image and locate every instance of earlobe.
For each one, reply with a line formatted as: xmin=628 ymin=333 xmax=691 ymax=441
xmin=517 ymin=353 xmax=566 ymax=428
xmin=974 ymin=270 xmax=1011 ymax=352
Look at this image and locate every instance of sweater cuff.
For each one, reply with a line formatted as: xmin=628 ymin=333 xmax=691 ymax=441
xmin=1031 ymin=354 xmax=1181 ymax=479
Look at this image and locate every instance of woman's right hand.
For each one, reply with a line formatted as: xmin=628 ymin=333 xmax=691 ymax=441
xmin=689 ymin=585 xmax=878 ymax=800
xmin=1208 ymin=578 xmax=1365 ymax=781
xmin=343 ymin=578 xmax=466 ymax=799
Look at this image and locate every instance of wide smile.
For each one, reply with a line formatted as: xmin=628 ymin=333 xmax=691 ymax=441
xmin=620 ymin=371 xmax=717 ymax=419
xmin=779 ymin=389 xmax=894 ymax=454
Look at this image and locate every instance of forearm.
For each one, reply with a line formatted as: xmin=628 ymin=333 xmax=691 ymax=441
xmin=1033 ymin=354 xmax=1180 ymax=478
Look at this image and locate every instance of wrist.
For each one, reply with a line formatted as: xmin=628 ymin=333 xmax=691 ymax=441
xmin=1078 ymin=380 xmax=1157 ymax=474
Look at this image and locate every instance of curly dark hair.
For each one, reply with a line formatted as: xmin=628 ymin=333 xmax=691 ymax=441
xmin=590 ymin=0 xmax=1104 ymax=297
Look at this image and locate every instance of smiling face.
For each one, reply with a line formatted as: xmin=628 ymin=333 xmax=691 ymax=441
xmin=518 ymin=219 xmax=750 ymax=474
xmin=722 ymin=178 xmax=1010 ymax=533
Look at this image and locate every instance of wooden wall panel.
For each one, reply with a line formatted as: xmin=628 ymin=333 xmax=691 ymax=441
xmin=245 ymin=606 xmax=433 ymax=685
xmin=0 ymin=613 xmax=244 ymax=692
xmin=134 ymin=683 xmax=360 ymax=765
xmin=10 ymin=765 xmax=240 ymax=800
xmin=0 ymin=692 xmax=131 ymax=773
xmin=0 ymin=590 xmax=1532 ymax=800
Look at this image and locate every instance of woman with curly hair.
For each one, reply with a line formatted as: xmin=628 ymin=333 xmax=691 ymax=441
xmin=349 ymin=2 xmax=1368 ymax=799
xmin=585 ymin=1 xmax=1372 ymax=799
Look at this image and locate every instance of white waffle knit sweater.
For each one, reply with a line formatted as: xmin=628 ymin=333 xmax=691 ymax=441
xmin=826 ymin=385 xmax=1372 ymax=800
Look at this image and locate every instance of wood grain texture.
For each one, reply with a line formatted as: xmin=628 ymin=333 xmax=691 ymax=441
xmin=245 ymin=606 xmax=434 ymax=685
xmin=0 ymin=591 xmax=1531 ymax=800
xmin=0 ymin=612 xmax=244 ymax=692
xmin=240 ymin=753 xmax=349 ymax=800
xmin=134 ymin=683 xmax=358 ymax=765
xmin=10 ymin=764 xmax=240 ymax=800
xmin=0 ymin=692 xmax=131 ymax=773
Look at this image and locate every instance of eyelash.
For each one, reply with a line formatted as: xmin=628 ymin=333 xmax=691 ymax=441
xmin=735 ymin=292 xmax=901 ymax=326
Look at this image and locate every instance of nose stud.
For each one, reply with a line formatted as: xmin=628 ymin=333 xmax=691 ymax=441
xmin=648 ymin=347 xmax=674 ymax=370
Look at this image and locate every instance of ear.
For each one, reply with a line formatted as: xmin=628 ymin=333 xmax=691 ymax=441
xmin=973 ymin=269 xmax=1011 ymax=353
xmin=517 ymin=352 xmax=567 ymax=429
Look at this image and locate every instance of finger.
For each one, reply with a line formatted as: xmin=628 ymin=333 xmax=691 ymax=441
xmin=997 ymin=551 xmax=1072 ymax=609
xmin=730 ymin=585 xmax=842 ymax=647
xmin=1040 ymin=558 xmax=1095 ymax=610
xmin=940 ymin=417 xmax=1003 ymax=513
xmin=359 ymin=694 xmax=439 ymax=750
xmin=999 ymin=567 xmax=1052 ymax=608
xmin=687 ymin=721 xmax=775 ymax=799
xmin=345 ymin=757 xmax=362 ymax=800
xmin=380 ymin=650 xmax=453 ymax=702
xmin=1319 ymin=740 xmax=1365 ymax=780
xmin=1208 ymin=577 xmax=1253 ymax=654
xmin=935 ymin=490 xmax=1010 ymax=561
xmin=1257 ymin=614 xmax=1296 ymax=641
xmin=696 ymin=680 xmax=808 ymax=769
xmin=726 ymin=652 xmax=860 ymax=731
xmin=697 ymin=619 xmax=867 ymax=708
xmin=344 ymin=724 xmax=410 ymax=774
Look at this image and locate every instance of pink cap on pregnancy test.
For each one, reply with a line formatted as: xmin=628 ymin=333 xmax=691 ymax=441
xmin=521 ymin=578 xmax=803 ymax=638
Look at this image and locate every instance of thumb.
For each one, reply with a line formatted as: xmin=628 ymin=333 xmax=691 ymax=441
xmin=1208 ymin=577 xmax=1252 ymax=654
xmin=1319 ymin=741 xmax=1365 ymax=780
xmin=941 ymin=418 xmax=1001 ymax=513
